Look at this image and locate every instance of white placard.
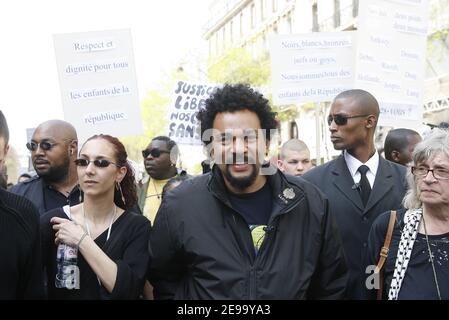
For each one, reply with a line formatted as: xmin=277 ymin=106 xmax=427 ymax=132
xmin=54 ymin=29 xmax=143 ymax=141
xmin=355 ymin=0 xmax=428 ymax=128
xmin=270 ymin=32 xmax=356 ymax=105
xmin=167 ymin=80 xmax=218 ymax=145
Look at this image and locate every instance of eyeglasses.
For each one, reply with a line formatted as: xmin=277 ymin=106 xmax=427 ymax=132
xmin=411 ymin=166 xmax=449 ymax=180
xmin=26 ymin=141 xmax=58 ymax=152
xmin=142 ymin=148 xmax=170 ymax=159
xmin=327 ymin=114 xmax=369 ymax=126
xmin=74 ymin=158 xmax=120 ymax=168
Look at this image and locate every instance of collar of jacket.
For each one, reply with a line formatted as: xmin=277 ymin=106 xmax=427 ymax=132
xmin=140 ymin=168 xmax=187 ymax=185
xmin=207 ymin=164 xmax=304 ymax=217
xmin=21 ymin=174 xmax=39 ymax=185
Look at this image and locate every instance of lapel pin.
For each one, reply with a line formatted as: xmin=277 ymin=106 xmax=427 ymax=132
xmin=283 ymin=188 xmax=295 ymax=200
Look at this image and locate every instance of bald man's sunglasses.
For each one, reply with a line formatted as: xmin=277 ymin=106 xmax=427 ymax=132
xmin=142 ymin=148 xmax=170 ymax=159
xmin=26 ymin=141 xmax=57 ymax=152
xmin=327 ymin=114 xmax=369 ymax=126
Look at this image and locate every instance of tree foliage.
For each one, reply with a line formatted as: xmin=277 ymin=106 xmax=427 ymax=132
xmin=121 ymin=68 xmax=188 ymax=163
xmin=207 ymin=47 xmax=298 ymax=122
xmin=208 ymin=47 xmax=270 ymax=86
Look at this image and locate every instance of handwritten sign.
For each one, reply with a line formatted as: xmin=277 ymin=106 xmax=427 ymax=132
xmin=167 ymin=80 xmax=217 ymax=145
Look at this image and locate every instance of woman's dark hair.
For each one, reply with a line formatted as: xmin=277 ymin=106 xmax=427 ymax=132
xmin=162 ymin=175 xmax=189 ymax=199
xmin=196 ymin=83 xmax=277 ymax=145
xmin=83 ymin=134 xmax=137 ymax=210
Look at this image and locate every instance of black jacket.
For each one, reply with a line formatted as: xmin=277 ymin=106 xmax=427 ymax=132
xmin=0 ymin=189 xmax=44 ymax=299
xmin=149 ymin=166 xmax=348 ymax=299
xmin=302 ymin=155 xmax=407 ymax=299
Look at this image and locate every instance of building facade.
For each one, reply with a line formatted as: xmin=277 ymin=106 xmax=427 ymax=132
xmin=203 ymin=0 xmax=449 ymax=161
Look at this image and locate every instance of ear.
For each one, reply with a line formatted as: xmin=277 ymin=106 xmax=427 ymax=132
xmin=69 ymin=140 xmax=78 ymax=157
xmin=5 ymin=144 xmax=9 ymax=157
xmin=391 ymin=150 xmax=401 ymax=162
xmin=277 ymin=160 xmax=285 ymax=171
xmin=365 ymin=115 xmax=377 ymax=129
xmin=116 ymin=166 xmax=127 ymax=183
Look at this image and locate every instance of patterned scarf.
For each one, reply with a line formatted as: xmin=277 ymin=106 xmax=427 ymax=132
xmin=388 ymin=208 xmax=423 ymax=300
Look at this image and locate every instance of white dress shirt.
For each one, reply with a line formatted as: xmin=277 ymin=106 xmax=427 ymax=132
xmin=344 ymin=150 xmax=379 ymax=188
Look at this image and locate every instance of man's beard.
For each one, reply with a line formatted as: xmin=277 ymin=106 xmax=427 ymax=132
xmin=222 ymin=163 xmax=259 ymax=191
xmin=36 ymin=158 xmax=70 ymax=184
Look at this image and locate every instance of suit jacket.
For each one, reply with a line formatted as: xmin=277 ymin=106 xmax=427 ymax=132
xmin=10 ymin=176 xmax=50 ymax=215
xmin=9 ymin=176 xmax=80 ymax=215
xmin=302 ymin=155 xmax=407 ymax=299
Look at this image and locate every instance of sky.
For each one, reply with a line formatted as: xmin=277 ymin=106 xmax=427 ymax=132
xmin=0 ymin=0 xmax=209 ymax=166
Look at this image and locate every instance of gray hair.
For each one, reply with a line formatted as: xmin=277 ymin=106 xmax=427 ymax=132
xmin=403 ymin=128 xmax=449 ymax=209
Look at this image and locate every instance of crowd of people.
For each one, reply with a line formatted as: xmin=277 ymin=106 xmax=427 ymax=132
xmin=1 ymin=84 xmax=449 ymax=300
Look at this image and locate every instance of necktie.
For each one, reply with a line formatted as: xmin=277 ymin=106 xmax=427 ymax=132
xmin=358 ymin=165 xmax=371 ymax=207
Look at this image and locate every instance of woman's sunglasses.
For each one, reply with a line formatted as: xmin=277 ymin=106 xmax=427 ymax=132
xmin=26 ymin=141 xmax=57 ymax=152
xmin=74 ymin=158 xmax=120 ymax=168
xmin=327 ymin=114 xmax=369 ymax=126
xmin=142 ymin=148 xmax=170 ymax=159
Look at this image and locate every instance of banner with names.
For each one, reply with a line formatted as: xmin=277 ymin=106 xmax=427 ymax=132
xmin=355 ymin=0 xmax=428 ymax=128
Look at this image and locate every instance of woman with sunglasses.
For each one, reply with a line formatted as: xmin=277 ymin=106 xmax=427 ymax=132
xmin=40 ymin=134 xmax=151 ymax=299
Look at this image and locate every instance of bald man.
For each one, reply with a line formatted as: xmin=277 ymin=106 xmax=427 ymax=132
xmin=384 ymin=128 xmax=422 ymax=166
xmin=303 ymin=89 xmax=407 ymax=299
xmin=278 ymin=139 xmax=313 ymax=176
xmin=10 ymin=120 xmax=81 ymax=214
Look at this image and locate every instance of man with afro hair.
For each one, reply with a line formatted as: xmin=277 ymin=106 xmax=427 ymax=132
xmin=149 ymin=84 xmax=348 ymax=299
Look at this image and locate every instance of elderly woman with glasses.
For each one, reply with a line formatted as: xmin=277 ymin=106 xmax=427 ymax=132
xmin=40 ymin=134 xmax=151 ymax=300
xmin=365 ymin=129 xmax=449 ymax=300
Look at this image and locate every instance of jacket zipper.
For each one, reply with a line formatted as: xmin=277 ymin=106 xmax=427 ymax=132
xmin=256 ymin=196 xmax=304 ymax=257
xmin=249 ymin=197 xmax=305 ymax=298
xmin=231 ymin=213 xmax=257 ymax=299
xmin=249 ymin=266 xmax=256 ymax=299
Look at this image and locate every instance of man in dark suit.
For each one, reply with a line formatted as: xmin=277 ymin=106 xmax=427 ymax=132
xmin=303 ymin=89 xmax=407 ymax=299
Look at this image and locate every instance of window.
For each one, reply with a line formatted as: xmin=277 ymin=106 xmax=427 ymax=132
xmin=312 ymin=3 xmax=319 ymax=31
xmin=230 ymin=20 xmax=234 ymax=43
xmin=240 ymin=13 xmax=244 ymax=37
xmin=251 ymin=3 xmax=256 ymax=28
xmin=290 ymin=121 xmax=298 ymax=139
xmin=222 ymin=26 xmax=226 ymax=51
xmin=209 ymin=38 xmax=213 ymax=56
xmin=260 ymin=0 xmax=264 ymax=21
xmin=334 ymin=0 xmax=341 ymax=28
xmin=215 ymin=32 xmax=220 ymax=55
xmin=272 ymin=0 xmax=277 ymax=12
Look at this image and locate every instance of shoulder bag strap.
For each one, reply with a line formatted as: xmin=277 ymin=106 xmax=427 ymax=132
xmin=375 ymin=210 xmax=397 ymax=300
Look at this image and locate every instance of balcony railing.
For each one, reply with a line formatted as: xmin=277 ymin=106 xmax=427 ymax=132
xmin=203 ymin=0 xmax=246 ymax=33
xmin=317 ymin=3 xmax=357 ymax=31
